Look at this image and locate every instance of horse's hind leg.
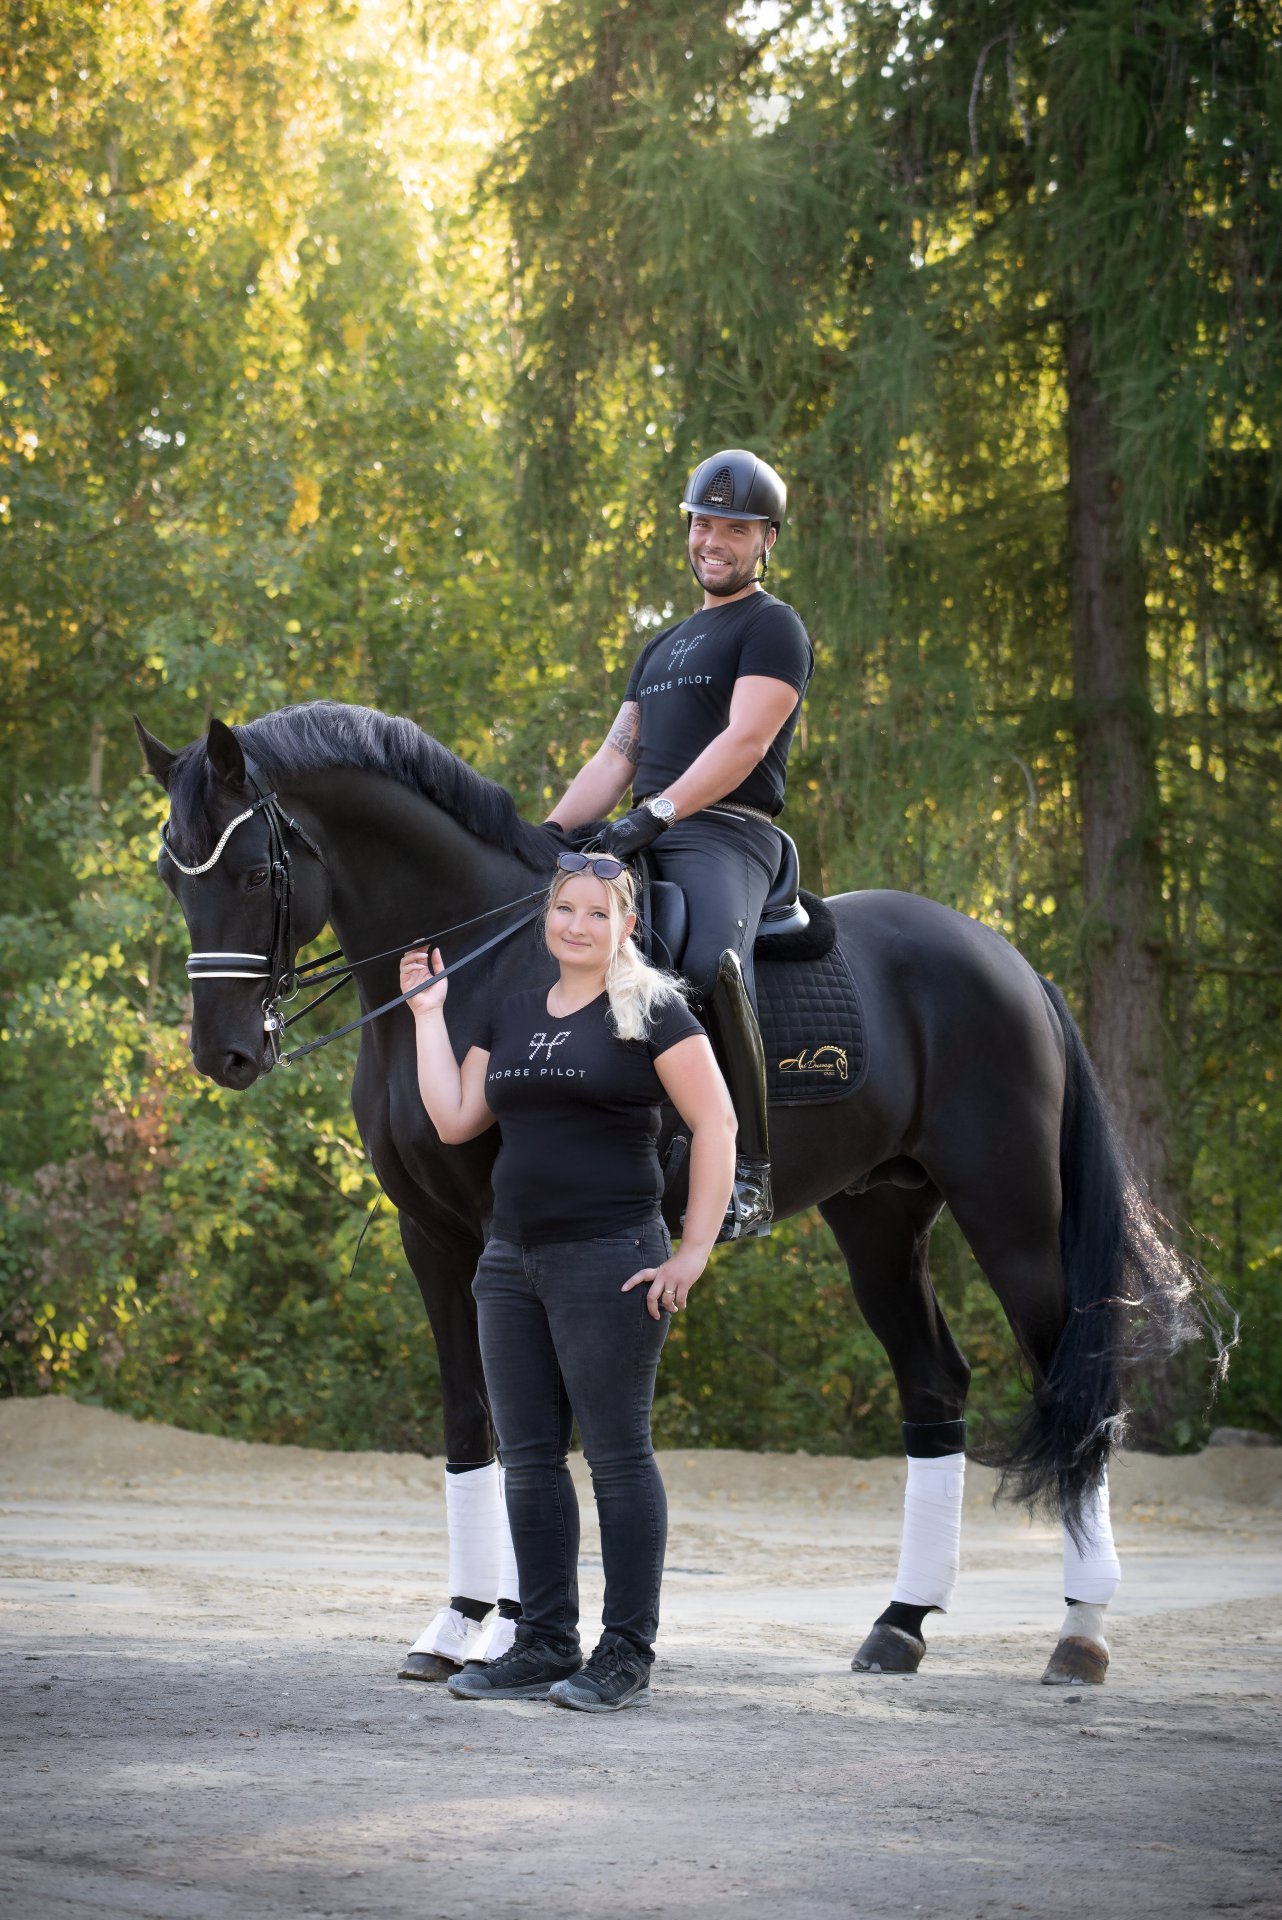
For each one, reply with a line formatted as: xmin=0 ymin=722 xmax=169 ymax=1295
xmin=396 ymin=1214 xmax=520 ymax=1681
xmin=1043 ymin=1471 xmax=1120 ymax=1685
xmin=941 ymin=1162 xmax=1120 ymax=1684
xmin=818 ymin=1184 xmax=970 ymax=1676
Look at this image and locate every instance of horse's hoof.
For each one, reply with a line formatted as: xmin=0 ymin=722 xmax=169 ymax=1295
xmin=1040 ymin=1636 xmax=1108 ymax=1686
xmin=851 ymin=1624 xmax=926 ymax=1675
xmin=398 ymin=1651 xmax=463 ymax=1682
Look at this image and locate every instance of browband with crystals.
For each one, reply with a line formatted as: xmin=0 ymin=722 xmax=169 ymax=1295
xmin=161 ymin=803 xmax=262 ymax=876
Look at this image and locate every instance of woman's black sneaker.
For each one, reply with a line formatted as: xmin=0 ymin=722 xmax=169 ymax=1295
xmin=548 ymin=1633 xmax=651 ymax=1712
xmin=446 ymin=1636 xmax=581 ymax=1701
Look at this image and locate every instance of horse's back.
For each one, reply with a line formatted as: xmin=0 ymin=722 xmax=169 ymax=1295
xmin=824 ymin=888 xmax=1066 ymax=1162
xmin=828 ymin=888 xmax=1057 ymax=1025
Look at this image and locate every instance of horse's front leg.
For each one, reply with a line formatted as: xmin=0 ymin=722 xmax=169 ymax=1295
xmin=818 ymin=1185 xmax=969 ymax=1676
xmin=395 ymin=1213 xmax=520 ymax=1682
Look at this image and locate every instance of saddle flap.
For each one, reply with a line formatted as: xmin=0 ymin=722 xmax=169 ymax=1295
xmin=638 ymin=874 xmax=688 ymax=974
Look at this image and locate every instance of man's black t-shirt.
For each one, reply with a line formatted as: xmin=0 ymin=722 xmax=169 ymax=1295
xmin=623 ymin=592 xmax=813 ymax=816
xmin=473 ymin=986 xmax=703 ymax=1244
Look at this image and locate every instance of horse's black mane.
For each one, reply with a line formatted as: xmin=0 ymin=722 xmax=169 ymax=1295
xmin=175 ymin=702 xmax=561 ymax=873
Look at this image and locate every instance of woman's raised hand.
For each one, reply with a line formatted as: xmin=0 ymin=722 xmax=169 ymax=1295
xmin=399 ymin=946 xmax=448 ymax=1017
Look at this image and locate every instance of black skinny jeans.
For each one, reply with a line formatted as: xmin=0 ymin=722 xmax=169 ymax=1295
xmin=648 ymin=807 xmax=781 ymax=1006
xmin=473 ymin=1216 xmax=672 ymax=1661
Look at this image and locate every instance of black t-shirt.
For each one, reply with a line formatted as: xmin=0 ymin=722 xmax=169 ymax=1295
xmin=623 ymin=592 xmax=813 ymax=816
xmin=473 ymin=986 xmax=703 ymax=1244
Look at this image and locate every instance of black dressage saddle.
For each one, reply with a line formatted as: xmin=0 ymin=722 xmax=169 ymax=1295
xmin=635 ymin=833 xmax=865 ymax=1105
xmin=638 ymin=829 xmax=814 ymax=975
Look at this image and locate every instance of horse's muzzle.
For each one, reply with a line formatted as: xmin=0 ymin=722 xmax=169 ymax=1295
xmin=191 ymin=1039 xmax=264 ymax=1090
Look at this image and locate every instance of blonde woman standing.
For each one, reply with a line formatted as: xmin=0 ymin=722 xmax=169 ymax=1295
xmin=398 ymin=852 xmax=736 ymax=1711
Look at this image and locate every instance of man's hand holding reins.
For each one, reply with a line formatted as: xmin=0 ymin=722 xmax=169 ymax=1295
xmin=595 ymin=804 xmax=670 ymax=861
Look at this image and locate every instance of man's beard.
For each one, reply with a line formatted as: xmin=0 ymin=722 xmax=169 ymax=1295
xmin=689 ymin=545 xmax=764 ymax=598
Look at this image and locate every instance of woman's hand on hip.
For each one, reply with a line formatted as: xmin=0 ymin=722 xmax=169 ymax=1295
xmin=623 ymin=1249 xmax=706 ymax=1321
xmin=399 ymin=945 xmax=448 ymax=1017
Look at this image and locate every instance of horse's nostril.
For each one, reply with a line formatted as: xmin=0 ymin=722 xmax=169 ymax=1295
xmin=220 ymin=1050 xmax=259 ymax=1090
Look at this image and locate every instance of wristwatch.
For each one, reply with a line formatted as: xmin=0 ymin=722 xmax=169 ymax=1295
xmin=645 ymin=794 xmax=677 ymax=828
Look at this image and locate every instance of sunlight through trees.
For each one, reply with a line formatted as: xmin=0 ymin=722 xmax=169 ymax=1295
xmin=3 ymin=0 xmax=1278 ymax=1449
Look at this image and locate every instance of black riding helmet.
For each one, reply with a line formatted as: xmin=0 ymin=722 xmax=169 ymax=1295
xmin=680 ymin=449 xmax=787 ymax=531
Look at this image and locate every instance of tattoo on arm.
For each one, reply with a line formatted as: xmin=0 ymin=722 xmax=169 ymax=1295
xmin=605 ymin=701 xmax=641 ymax=767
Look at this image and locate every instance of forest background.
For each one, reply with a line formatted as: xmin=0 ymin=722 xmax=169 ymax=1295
xmin=2 ymin=0 xmax=1278 ymax=1457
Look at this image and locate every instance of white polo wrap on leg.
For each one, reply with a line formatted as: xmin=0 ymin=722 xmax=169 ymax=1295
xmin=445 ymin=1461 xmax=502 ymax=1604
xmin=1058 ymin=1601 xmax=1109 ymax=1652
xmin=890 ymin=1451 xmax=965 ymax=1612
xmin=469 ymin=1613 xmax=518 ymax=1663
xmin=1062 ymin=1469 xmax=1120 ymax=1606
xmin=467 ymin=1466 xmax=522 ymax=1664
xmin=409 ymin=1606 xmax=476 ymax=1662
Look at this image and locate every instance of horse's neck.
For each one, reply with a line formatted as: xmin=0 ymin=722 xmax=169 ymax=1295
xmin=289 ymin=767 xmax=540 ymax=964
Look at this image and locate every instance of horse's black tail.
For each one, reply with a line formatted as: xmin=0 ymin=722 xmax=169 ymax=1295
xmin=993 ymin=979 xmax=1225 ymax=1536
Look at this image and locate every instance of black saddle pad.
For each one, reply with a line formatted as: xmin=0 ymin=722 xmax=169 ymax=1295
xmin=757 ymin=936 xmax=866 ymax=1105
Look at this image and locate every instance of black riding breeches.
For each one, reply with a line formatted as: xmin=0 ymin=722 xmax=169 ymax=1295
xmin=648 ymin=808 xmax=781 ymax=1007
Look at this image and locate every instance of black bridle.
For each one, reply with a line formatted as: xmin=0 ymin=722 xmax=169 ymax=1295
xmin=273 ymin=891 xmax=548 ymax=1065
xmin=160 ymin=766 xmax=547 ymax=1068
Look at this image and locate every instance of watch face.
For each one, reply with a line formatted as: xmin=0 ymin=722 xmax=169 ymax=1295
xmin=649 ymin=797 xmax=675 ymax=821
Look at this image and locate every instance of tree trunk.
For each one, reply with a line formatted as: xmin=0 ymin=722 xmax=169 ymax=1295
xmin=1063 ymin=311 xmax=1174 ymax=1207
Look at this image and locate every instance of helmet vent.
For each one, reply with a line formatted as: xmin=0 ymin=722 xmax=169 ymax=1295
xmin=702 ymin=466 xmax=736 ymax=509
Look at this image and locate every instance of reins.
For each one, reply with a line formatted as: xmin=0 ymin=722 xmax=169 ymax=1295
xmin=275 ymin=891 xmax=548 ymax=1065
xmin=160 ymin=768 xmax=551 ymax=1070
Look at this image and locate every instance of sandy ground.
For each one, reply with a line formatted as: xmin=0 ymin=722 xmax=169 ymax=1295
xmin=2 ymin=1399 xmax=1280 ymax=1920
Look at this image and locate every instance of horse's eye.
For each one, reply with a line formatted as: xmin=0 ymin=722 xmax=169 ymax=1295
xmin=246 ymin=867 xmax=271 ymax=890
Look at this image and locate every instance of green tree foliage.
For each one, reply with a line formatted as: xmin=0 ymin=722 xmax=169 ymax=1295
xmin=2 ymin=0 xmax=1278 ymax=1450
xmin=496 ymin=0 xmax=1282 ymax=1437
xmin=1 ymin=0 xmax=515 ymax=1447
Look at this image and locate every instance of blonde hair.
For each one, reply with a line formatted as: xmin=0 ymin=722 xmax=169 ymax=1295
xmin=545 ymin=863 xmax=687 ymax=1044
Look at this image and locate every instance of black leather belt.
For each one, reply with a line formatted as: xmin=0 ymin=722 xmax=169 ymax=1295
xmin=639 ymin=795 xmax=775 ymax=825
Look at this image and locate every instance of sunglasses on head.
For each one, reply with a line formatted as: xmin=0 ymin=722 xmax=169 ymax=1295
xmin=556 ymin=851 xmax=626 ymax=880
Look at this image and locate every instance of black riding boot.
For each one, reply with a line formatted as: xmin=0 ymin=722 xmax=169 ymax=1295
xmin=704 ymin=950 xmax=773 ymax=1242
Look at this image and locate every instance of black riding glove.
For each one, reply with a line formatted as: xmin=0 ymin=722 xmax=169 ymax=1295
xmin=596 ymin=805 xmax=671 ymax=860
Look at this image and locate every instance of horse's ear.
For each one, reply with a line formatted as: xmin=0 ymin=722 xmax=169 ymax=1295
xmin=206 ymin=718 xmax=248 ymax=788
xmin=133 ymin=716 xmax=178 ymax=788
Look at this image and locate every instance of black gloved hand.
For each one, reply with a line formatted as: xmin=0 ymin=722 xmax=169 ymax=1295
xmin=596 ymin=805 xmax=670 ymax=860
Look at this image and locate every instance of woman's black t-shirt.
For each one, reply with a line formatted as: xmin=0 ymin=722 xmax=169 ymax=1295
xmin=623 ymin=591 xmax=813 ymax=816
xmin=472 ymin=986 xmax=703 ymax=1244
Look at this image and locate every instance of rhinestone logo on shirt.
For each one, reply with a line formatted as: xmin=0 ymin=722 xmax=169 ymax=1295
xmin=667 ymin=631 xmax=704 ymax=671
xmin=528 ymin=1030 xmax=571 ymax=1063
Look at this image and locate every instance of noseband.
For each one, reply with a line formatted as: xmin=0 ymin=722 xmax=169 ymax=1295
xmin=161 ymin=762 xmax=327 ymax=1062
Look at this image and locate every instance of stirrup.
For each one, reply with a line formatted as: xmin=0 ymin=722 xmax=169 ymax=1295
xmin=716 ymin=1158 xmax=773 ymax=1243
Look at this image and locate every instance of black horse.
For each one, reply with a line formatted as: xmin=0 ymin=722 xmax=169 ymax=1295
xmin=135 ymin=701 xmax=1198 ymax=1684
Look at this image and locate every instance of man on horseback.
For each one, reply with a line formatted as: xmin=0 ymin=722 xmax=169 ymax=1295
xmin=547 ymin=448 xmax=814 ymax=1240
